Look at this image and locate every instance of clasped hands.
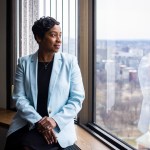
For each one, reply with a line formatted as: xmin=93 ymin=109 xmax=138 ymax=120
xmin=37 ymin=116 xmax=57 ymax=144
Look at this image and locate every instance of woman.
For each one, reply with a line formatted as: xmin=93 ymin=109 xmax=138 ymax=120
xmin=5 ymin=16 xmax=85 ymax=150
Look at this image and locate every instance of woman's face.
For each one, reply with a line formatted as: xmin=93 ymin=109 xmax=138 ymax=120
xmin=38 ymin=24 xmax=62 ymax=53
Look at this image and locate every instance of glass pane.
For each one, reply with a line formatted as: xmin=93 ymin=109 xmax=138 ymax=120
xmin=95 ymin=0 xmax=150 ymax=149
xmin=19 ymin=0 xmax=78 ymax=58
xmin=39 ymin=0 xmax=44 ymax=17
xmin=19 ymin=0 xmax=39 ymax=58
xmin=57 ymin=0 xmax=62 ymax=52
xmin=51 ymin=0 xmax=56 ymax=19
xmin=69 ymin=0 xmax=76 ymax=55
xmin=62 ymin=0 xmax=69 ymax=53
xmin=45 ymin=0 xmax=50 ymax=16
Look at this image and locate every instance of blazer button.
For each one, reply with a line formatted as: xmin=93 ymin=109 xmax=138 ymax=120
xmin=48 ymin=109 xmax=52 ymax=114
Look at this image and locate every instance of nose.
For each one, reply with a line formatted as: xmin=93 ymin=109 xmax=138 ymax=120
xmin=56 ymin=36 xmax=61 ymax=43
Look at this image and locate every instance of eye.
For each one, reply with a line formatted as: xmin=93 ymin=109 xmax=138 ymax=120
xmin=51 ymin=34 xmax=56 ymax=37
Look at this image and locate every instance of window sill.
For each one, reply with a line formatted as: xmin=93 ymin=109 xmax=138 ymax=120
xmin=75 ymin=124 xmax=111 ymax=150
xmin=83 ymin=123 xmax=135 ymax=150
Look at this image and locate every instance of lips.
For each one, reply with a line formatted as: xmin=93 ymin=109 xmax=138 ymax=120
xmin=54 ymin=45 xmax=61 ymax=49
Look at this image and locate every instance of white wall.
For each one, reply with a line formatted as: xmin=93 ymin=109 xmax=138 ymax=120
xmin=0 ymin=0 xmax=6 ymax=108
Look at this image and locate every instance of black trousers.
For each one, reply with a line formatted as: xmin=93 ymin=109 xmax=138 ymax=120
xmin=4 ymin=125 xmax=63 ymax=150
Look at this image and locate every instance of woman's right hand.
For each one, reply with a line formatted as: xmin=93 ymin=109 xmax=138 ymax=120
xmin=39 ymin=127 xmax=57 ymax=144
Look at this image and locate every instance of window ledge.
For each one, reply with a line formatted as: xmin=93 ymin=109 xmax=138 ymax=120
xmin=75 ymin=124 xmax=111 ymax=150
xmin=85 ymin=123 xmax=135 ymax=150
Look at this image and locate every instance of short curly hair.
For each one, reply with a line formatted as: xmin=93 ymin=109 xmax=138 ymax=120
xmin=32 ymin=16 xmax=60 ymax=40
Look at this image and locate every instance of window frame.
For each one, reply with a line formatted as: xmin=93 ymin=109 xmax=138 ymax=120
xmin=7 ymin=0 xmax=18 ymax=110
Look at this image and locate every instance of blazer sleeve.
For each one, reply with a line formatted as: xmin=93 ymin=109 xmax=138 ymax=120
xmin=12 ymin=57 xmax=42 ymax=126
xmin=52 ymin=56 xmax=85 ymax=131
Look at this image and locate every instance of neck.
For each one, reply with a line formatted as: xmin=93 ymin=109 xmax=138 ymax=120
xmin=38 ymin=50 xmax=54 ymax=62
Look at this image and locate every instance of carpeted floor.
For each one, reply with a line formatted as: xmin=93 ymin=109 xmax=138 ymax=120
xmin=0 ymin=126 xmax=81 ymax=150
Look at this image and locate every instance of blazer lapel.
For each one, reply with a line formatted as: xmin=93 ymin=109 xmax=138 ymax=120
xmin=47 ymin=52 xmax=62 ymax=105
xmin=29 ymin=51 xmax=38 ymax=108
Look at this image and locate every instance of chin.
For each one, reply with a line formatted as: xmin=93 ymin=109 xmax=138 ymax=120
xmin=54 ymin=49 xmax=59 ymax=53
xmin=48 ymin=49 xmax=59 ymax=53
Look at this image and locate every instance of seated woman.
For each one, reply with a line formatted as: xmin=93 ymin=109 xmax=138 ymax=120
xmin=4 ymin=16 xmax=85 ymax=150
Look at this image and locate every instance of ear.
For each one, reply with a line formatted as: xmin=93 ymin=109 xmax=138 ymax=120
xmin=35 ymin=35 xmax=42 ymax=43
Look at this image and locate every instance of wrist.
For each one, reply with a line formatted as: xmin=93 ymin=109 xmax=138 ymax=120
xmin=51 ymin=118 xmax=57 ymax=128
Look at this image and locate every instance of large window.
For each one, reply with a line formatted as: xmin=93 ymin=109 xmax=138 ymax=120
xmin=95 ymin=0 xmax=150 ymax=149
xmin=18 ymin=0 xmax=78 ymax=58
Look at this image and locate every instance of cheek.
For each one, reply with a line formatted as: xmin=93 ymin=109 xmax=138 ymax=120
xmin=48 ymin=39 xmax=55 ymax=45
xmin=45 ymin=40 xmax=53 ymax=47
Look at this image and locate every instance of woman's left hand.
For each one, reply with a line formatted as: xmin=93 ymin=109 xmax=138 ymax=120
xmin=37 ymin=116 xmax=58 ymax=144
xmin=38 ymin=116 xmax=57 ymax=129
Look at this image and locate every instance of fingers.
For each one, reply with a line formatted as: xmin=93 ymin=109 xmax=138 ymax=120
xmin=42 ymin=129 xmax=57 ymax=144
xmin=38 ymin=116 xmax=47 ymax=123
xmin=38 ymin=117 xmax=50 ymax=129
xmin=38 ymin=117 xmax=48 ymax=128
xmin=38 ymin=116 xmax=57 ymax=128
xmin=51 ymin=129 xmax=57 ymax=143
xmin=37 ymin=118 xmax=50 ymax=131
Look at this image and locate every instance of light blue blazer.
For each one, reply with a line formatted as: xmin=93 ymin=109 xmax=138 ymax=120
xmin=7 ymin=51 xmax=85 ymax=148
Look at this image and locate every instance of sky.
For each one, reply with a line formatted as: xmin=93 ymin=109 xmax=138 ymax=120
xmin=96 ymin=0 xmax=150 ymax=40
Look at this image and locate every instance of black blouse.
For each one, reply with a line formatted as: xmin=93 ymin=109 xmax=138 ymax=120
xmin=37 ymin=60 xmax=54 ymax=117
